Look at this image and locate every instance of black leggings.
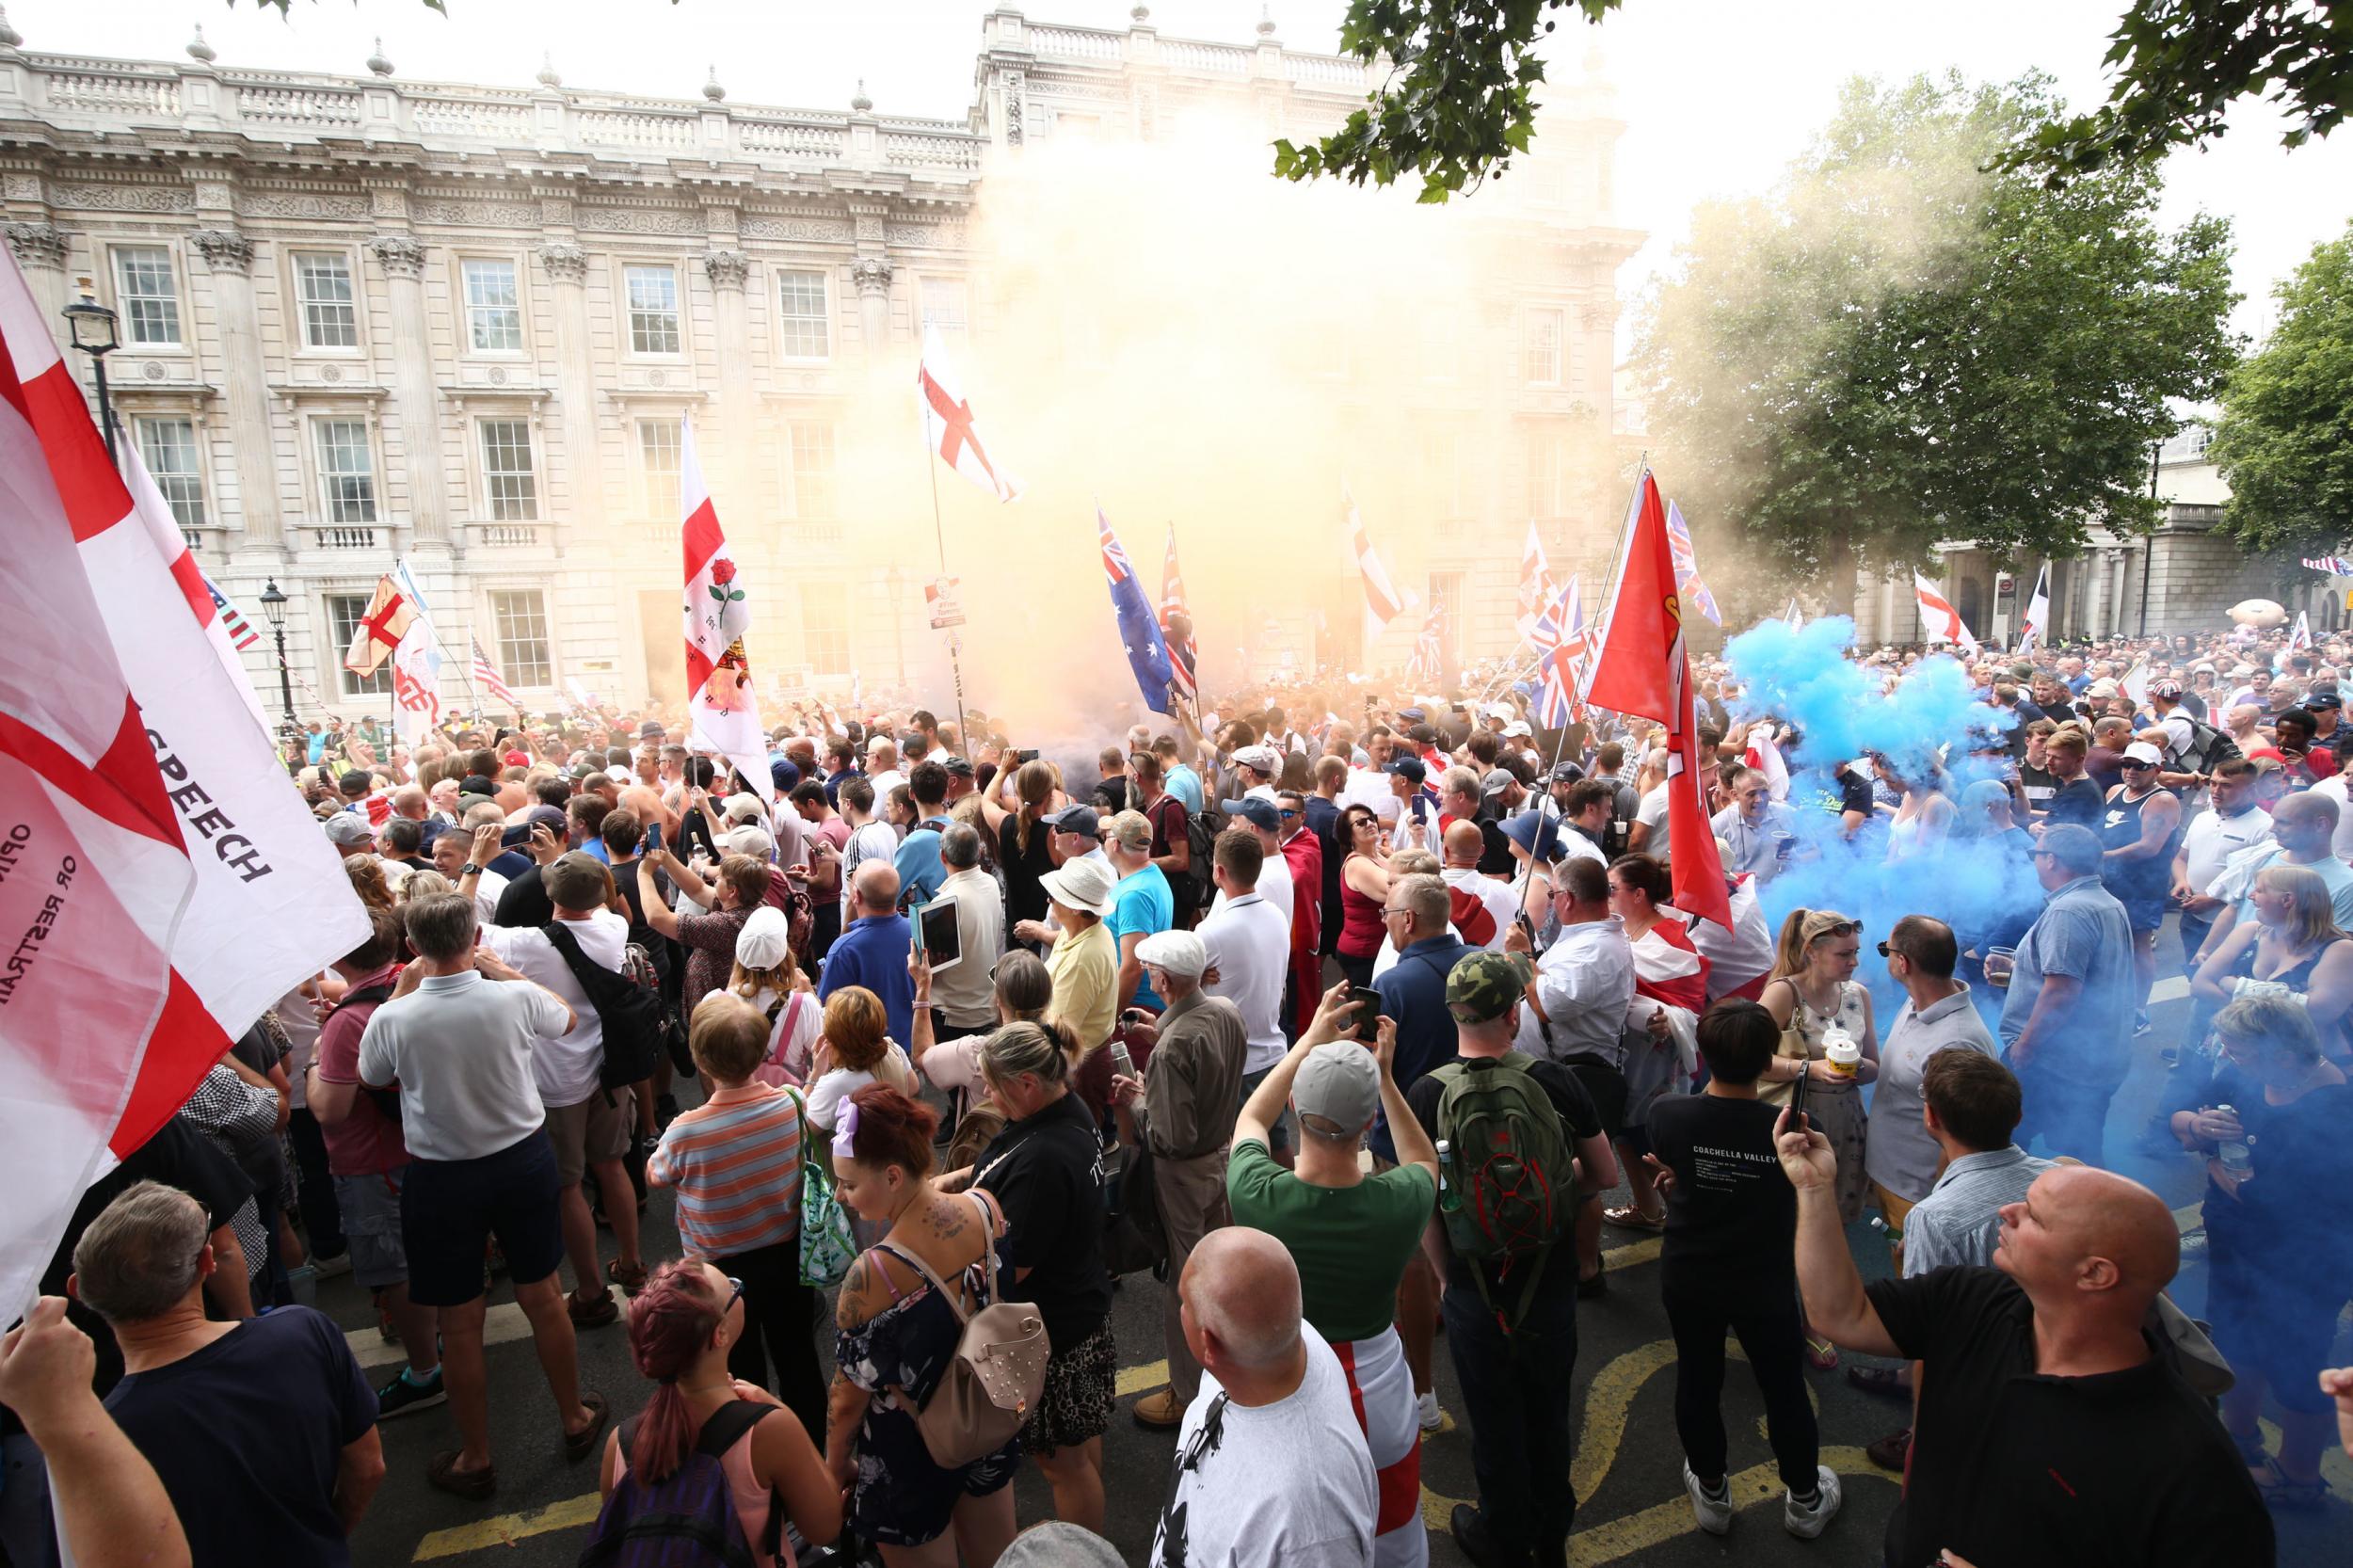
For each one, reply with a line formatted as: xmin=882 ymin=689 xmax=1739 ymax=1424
xmin=1337 ymin=952 xmax=1378 ymax=992
xmin=1664 ymin=1279 xmax=1819 ymax=1496
xmin=716 ymin=1239 xmax=827 ymax=1448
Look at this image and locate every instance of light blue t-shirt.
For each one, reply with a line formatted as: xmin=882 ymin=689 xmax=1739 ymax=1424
xmin=1998 ymin=874 xmax=2137 ymax=1086
xmin=1165 ymin=764 xmax=1206 ymax=815
xmin=1109 ymin=863 xmax=1176 ymax=1011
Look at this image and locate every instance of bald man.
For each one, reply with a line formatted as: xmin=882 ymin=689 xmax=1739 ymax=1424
xmin=817 ymin=859 xmax=914 ymax=1048
xmin=1150 ymin=1229 xmax=1377 ymax=1568
xmin=1438 ymin=819 xmax=1516 ymax=952
xmin=1778 ymin=1128 xmax=2270 ymax=1565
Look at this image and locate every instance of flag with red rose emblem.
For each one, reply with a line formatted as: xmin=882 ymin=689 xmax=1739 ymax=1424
xmin=680 ymin=417 xmax=769 ymax=802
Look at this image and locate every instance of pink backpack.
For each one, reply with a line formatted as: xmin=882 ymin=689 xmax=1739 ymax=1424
xmin=750 ymin=993 xmax=809 ymax=1089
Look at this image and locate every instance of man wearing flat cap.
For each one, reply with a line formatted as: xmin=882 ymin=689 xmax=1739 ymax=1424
xmin=1110 ymin=929 xmax=1248 ymax=1431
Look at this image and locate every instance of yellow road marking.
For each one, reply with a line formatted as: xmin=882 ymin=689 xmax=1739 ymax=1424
xmin=412 ymin=1493 xmax=602 ymax=1560
xmin=1116 ymin=1358 xmax=1170 ymax=1398
xmin=1570 ymin=1338 xmax=1677 ymax=1502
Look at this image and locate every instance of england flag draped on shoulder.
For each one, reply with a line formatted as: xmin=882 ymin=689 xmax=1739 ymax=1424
xmin=918 ymin=324 xmax=1022 ymax=503
xmin=1913 ymin=572 xmax=1980 ymax=656
xmin=0 ymin=246 xmax=367 ymax=1316
xmin=680 ymin=416 xmax=771 ymax=803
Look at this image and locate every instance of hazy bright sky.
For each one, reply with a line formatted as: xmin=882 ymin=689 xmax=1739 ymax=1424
xmin=16 ymin=0 xmax=2350 ymax=347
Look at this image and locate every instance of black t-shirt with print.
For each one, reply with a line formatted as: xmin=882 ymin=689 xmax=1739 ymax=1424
xmin=976 ymin=1090 xmax=1110 ymax=1352
xmin=1645 ymin=1093 xmax=1795 ymax=1292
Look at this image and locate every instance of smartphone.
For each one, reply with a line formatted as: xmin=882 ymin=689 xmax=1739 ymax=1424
xmin=1345 ymin=984 xmax=1380 ymax=1040
xmin=1016 ymin=748 xmax=1041 ymax=764
xmin=642 ymin=821 xmax=664 ymax=856
xmin=500 ymin=822 xmax=533 ymax=848
xmin=1787 ymin=1056 xmax=1812 ymax=1132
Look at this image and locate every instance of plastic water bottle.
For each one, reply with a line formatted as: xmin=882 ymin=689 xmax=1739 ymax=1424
xmin=2215 ymin=1106 xmax=2253 ymax=1176
xmin=1436 ymin=1140 xmax=1462 ymax=1213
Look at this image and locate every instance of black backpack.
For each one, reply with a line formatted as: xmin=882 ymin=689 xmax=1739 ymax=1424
xmin=2179 ymin=716 xmax=2242 ymax=776
xmin=540 ymin=922 xmax=669 ymax=1098
xmin=578 ymin=1401 xmax=783 ymax=1567
xmin=1180 ymin=807 xmax=1219 ymax=914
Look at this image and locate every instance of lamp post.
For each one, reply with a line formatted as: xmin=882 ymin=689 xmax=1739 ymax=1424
xmin=258 ymin=578 xmax=296 ymax=736
xmin=60 ymin=276 xmax=120 ymax=468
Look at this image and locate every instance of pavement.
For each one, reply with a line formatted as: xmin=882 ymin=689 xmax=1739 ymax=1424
xmin=335 ymin=934 xmax=2352 ymax=1567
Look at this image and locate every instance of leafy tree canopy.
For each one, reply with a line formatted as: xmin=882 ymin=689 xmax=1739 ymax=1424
xmin=2209 ymin=222 xmax=2353 ymax=556
xmin=1278 ymin=1 xmax=2347 ymax=201
xmin=1632 ymin=73 xmax=2238 ymax=606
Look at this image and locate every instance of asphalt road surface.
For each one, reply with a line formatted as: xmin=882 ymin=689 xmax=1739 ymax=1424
xmin=335 ymin=936 xmax=2349 ymax=1567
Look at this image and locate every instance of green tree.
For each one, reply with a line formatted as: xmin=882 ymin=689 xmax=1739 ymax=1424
xmin=1632 ymin=74 xmax=2238 ymax=610
xmin=1279 ymin=1 xmax=2347 ymax=202
xmin=2209 ymin=223 xmax=2353 ymax=555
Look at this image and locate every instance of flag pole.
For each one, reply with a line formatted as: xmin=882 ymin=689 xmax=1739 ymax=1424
xmin=919 ymin=401 xmax=974 ymax=760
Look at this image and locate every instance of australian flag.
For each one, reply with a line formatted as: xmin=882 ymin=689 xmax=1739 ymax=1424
xmin=1099 ymin=504 xmax=1174 ymax=714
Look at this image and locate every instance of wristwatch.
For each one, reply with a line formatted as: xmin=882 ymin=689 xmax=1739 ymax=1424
xmin=463 ymin=863 xmax=486 ymax=875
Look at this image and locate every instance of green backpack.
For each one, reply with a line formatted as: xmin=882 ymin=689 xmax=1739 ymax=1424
xmin=1431 ymin=1053 xmax=1573 ymax=1331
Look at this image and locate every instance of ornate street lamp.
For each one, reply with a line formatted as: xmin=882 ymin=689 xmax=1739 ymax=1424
xmin=258 ymin=578 xmax=297 ymax=735
xmin=59 ymin=275 xmax=120 ymax=467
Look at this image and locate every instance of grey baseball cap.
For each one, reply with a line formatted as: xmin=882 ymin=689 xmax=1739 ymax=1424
xmin=1291 ymin=1042 xmax=1380 ymax=1136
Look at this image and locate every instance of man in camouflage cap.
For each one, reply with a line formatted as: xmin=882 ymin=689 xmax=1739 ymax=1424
xmin=1445 ymin=949 xmax=1534 ymax=1025
xmin=1406 ymin=948 xmax=1615 ymax=1568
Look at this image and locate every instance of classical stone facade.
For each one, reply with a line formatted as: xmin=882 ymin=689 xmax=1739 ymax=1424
xmin=3 ymin=7 xmax=1641 ymax=712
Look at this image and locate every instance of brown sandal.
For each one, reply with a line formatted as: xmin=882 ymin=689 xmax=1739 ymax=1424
xmin=564 ymin=1390 xmax=610 ymax=1463
xmin=606 ymin=1258 xmax=648 ymax=1296
xmin=426 ymin=1449 xmax=497 ymax=1500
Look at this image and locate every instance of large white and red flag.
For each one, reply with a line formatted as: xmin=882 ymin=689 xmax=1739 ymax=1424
xmin=916 ymin=324 xmax=1021 ymax=504
xmin=1913 ymin=572 xmax=1980 ymax=656
xmin=1515 ymin=521 xmax=1554 ymax=639
xmin=680 ymin=417 xmax=770 ymax=801
xmin=388 ymin=561 xmax=444 ymax=752
xmin=121 ymin=440 xmax=270 ymax=734
xmin=1586 ymin=471 xmax=1732 ymax=929
xmin=1348 ymin=487 xmax=1412 ymax=654
xmin=0 ymin=248 xmax=368 ymax=1316
xmin=342 ymin=572 xmax=415 ymax=679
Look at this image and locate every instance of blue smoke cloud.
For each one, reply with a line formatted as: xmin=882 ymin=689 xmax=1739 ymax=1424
xmin=1723 ymin=616 xmax=2004 ymax=776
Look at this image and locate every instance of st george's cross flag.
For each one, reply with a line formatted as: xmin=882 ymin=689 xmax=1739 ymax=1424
xmin=1516 ymin=521 xmax=1554 ymax=639
xmin=342 ymin=574 xmax=415 ymax=679
xmin=2015 ymin=563 xmax=2051 ymax=654
xmin=1099 ymin=504 xmax=1176 ymax=715
xmin=917 ymin=325 xmax=1021 ymax=504
xmin=1913 ymin=573 xmax=1980 ymax=656
xmin=680 ymin=416 xmax=771 ymax=801
xmin=1159 ymin=523 xmax=1200 ymax=704
xmin=1348 ymin=487 xmax=1413 ymax=654
xmin=0 ymin=244 xmax=367 ymax=1317
xmin=1664 ymin=501 xmax=1722 ymax=627
xmin=1587 ymin=471 xmax=1732 ymax=930
xmin=471 ymin=638 xmax=521 ymax=715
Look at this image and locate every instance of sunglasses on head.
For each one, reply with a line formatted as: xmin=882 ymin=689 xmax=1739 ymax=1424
xmin=1820 ymin=920 xmax=1863 ymax=938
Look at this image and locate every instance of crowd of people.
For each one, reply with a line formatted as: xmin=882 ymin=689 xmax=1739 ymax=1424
xmin=6 ymin=616 xmax=2353 ymax=1568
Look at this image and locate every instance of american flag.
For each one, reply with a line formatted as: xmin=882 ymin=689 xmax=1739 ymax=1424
xmin=1409 ymin=599 xmax=1447 ymax=683
xmin=471 ymin=637 xmax=520 ymax=713
xmin=1663 ymin=501 xmax=1721 ymax=627
xmin=201 ymin=570 xmax=261 ymax=651
xmin=1160 ymin=523 xmax=1198 ymax=702
xmin=1529 ymin=576 xmax=1589 ymax=728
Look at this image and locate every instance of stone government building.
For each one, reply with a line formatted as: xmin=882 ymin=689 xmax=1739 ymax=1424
xmin=3 ymin=5 xmax=1642 ymax=718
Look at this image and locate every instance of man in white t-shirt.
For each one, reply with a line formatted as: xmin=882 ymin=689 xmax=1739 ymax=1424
xmin=1197 ymin=829 xmax=1293 ymax=1129
xmin=864 ymin=735 xmax=908 ymax=803
xmin=1342 ymin=730 xmax=1403 ymax=826
xmin=1150 ymin=1227 xmax=1377 ymax=1568
xmin=357 ymin=892 xmax=607 ymax=1495
xmin=431 ymin=821 xmax=507 ymax=922
xmin=1439 ymin=820 xmax=1517 ymax=952
xmin=479 ymin=852 xmax=645 ymax=1327
xmin=2174 ymin=760 xmax=2275 ymax=971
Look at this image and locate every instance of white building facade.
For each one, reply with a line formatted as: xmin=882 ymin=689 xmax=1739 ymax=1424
xmin=3 ymin=7 xmax=1640 ymax=717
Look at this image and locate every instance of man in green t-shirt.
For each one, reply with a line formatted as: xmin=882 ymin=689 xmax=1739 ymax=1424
xmin=1227 ymin=983 xmax=1440 ymax=1567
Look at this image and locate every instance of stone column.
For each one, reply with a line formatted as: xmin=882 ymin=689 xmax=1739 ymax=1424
xmin=703 ymin=247 xmax=757 ymax=505
xmin=536 ymin=238 xmax=600 ymax=550
xmin=366 ymin=232 xmax=450 ymax=545
xmin=852 ymin=254 xmax=894 ymax=357
xmin=4 ymin=218 xmax=70 ymax=323
xmin=187 ymin=226 xmax=286 ymax=550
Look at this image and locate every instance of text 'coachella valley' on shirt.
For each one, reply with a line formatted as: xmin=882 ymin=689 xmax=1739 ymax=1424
xmin=1644 ymin=1093 xmax=1796 ymax=1291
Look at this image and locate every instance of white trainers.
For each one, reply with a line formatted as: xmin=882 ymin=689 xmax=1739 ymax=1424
xmin=1416 ymin=1389 xmax=1446 ymax=1433
xmin=1683 ymin=1461 xmax=1733 ymax=1536
xmin=1784 ymin=1465 xmax=1842 ymax=1539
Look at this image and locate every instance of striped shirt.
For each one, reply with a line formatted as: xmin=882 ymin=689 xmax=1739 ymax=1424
xmin=647 ymin=1083 xmax=804 ymax=1259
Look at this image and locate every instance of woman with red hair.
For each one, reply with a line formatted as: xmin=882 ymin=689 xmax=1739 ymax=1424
xmin=594 ymin=1260 xmax=840 ymax=1566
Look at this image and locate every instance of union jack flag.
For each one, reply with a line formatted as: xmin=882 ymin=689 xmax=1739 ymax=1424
xmin=1160 ymin=523 xmax=1198 ymax=702
xmin=1409 ymin=599 xmax=1447 ymax=683
xmin=471 ymin=637 xmax=521 ymax=714
xmin=1664 ymin=501 xmax=1722 ymax=627
xmin=1529 ymin=577 xmax=1589 ymax=728
xmin=201 ymin=570 xmax=261 ymax=651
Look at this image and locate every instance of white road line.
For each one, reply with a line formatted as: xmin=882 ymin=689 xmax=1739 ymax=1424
xmin=2151 ymin=974 xmax=2190 ymax=1004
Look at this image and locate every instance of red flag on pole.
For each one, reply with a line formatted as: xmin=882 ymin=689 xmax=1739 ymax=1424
xmin=1586 ymin=471 xmax=1733 ymax=930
